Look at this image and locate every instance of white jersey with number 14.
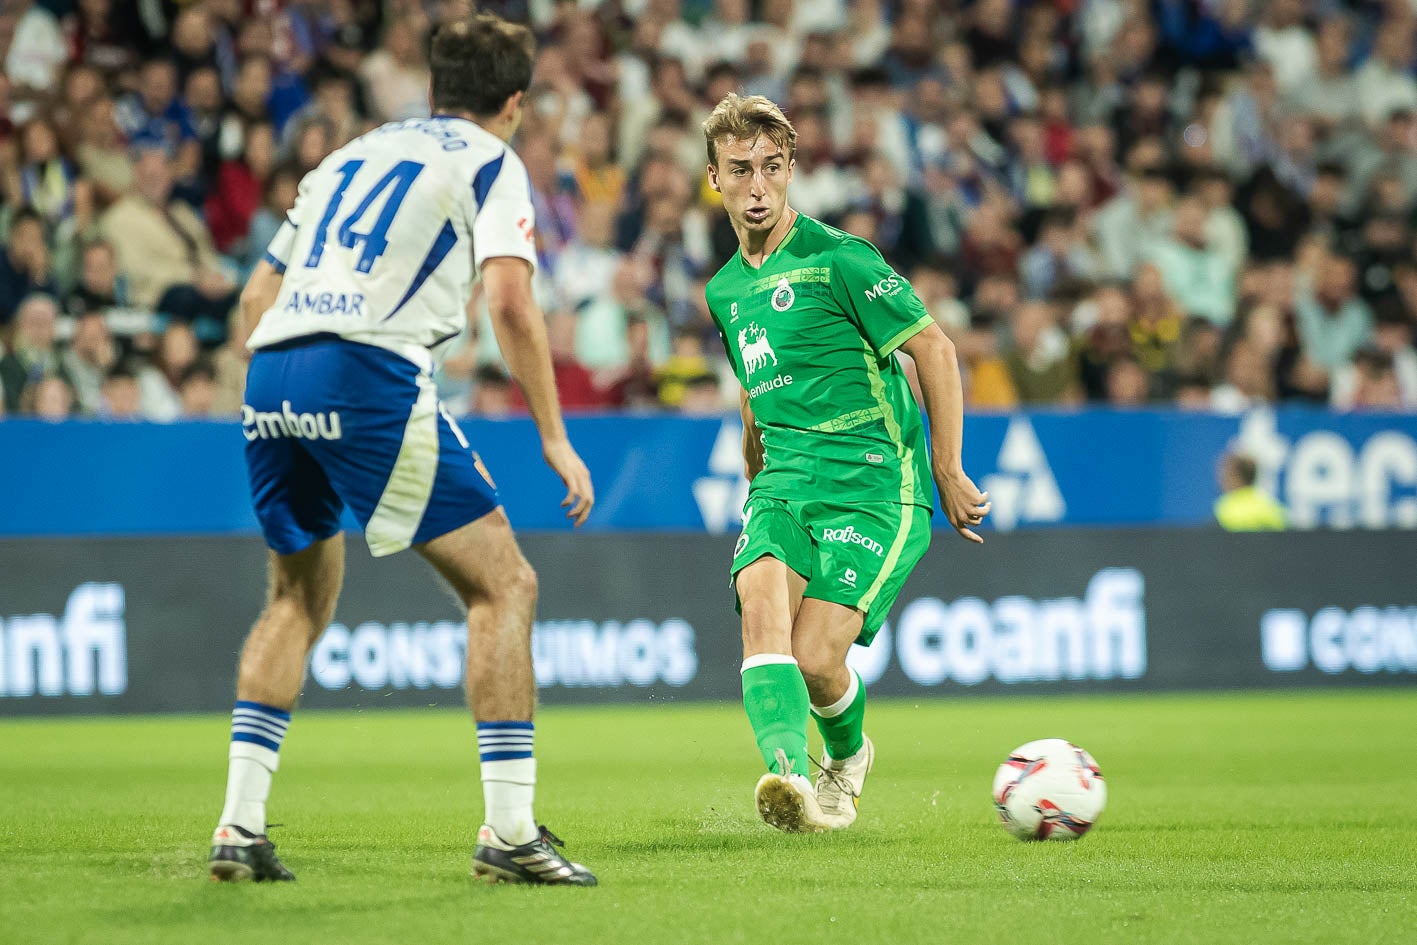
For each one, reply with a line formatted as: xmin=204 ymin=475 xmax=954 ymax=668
xmin=246 ymin=116 xmax=536 ymax=371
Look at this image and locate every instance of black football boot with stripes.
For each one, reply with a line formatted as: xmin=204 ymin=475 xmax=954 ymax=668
xmin=471 ymin=824 xmax=597 ymax=886
xmin=208 ymin=824 xmax=296 ymax=882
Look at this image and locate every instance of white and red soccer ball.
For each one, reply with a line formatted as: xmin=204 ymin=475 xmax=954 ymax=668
xmin=993 ymin=738 xmax=1106 ymax=841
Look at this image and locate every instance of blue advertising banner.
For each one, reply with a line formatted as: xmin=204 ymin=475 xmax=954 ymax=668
xmin=2 ymin=407 xmax=1415 ymax=537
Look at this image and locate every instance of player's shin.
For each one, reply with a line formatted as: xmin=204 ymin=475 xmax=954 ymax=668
xmin=476 ymin=722 xmax=538 ymax=845
xmin=810 ymin=668 xmax=866 ymax=762
xmin=217 ymin=701 xmax=290 ymax=834
xmin=741 ymin=655 xmax=811 ymax=776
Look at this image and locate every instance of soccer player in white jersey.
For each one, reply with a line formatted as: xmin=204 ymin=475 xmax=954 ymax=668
xmin=207 ymin=14 xmax=597 ymax=886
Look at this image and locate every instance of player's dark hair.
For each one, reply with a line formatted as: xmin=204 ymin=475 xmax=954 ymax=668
xmin=430 ymin=14 xmax=535 ymax=118
xmin=1228 ymin=453 xmax=1258 ymax=487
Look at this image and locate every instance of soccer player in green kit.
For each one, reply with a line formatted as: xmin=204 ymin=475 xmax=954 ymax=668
xmin=702 ymin=94 xmax=992 ymax=832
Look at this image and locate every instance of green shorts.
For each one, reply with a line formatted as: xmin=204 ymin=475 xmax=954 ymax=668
xmin=730 ymin=494 xmax=932 ymax=645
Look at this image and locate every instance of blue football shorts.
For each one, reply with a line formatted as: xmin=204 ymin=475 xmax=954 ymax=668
xmin=242 ymin=334 xmax=499 ymax=557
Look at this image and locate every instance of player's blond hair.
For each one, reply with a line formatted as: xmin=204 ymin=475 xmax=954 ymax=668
xmin=702 ymin=93 xmax=797 ymax=167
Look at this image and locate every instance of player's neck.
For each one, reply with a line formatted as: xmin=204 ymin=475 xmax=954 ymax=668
xmin=434 ymin=109 xmax=516 ymax=143
xmin=737 ymin=206 xmax=797 ymax=269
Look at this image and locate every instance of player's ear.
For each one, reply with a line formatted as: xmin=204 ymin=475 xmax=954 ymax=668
xmin=707 ymin=164 xmax=721 ymax=193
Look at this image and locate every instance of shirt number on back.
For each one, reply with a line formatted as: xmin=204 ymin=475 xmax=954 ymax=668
xmin=304 ymin=159 xmax=426 ymax=274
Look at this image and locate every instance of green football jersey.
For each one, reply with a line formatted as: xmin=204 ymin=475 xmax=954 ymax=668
xmin=705 ymin=213 xmax=936 ymax=509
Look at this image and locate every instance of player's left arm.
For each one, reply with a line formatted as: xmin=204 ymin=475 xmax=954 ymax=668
xmin=901 ymin=325 xmax=991 ymax=543
xmin=830 ymin=239 xmax=990 ymax=542
xmin=240 ymin=174 xmax=312 ymax=337
xmin=239 ymin=260 xmax=284 ymax=338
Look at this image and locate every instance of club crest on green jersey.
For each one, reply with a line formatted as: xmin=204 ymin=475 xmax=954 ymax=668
xmin=771 ymin=277 xmax=795 ymax=312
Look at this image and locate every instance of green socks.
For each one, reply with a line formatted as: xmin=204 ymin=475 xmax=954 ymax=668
xmin=810 ymin=669 xmax=866 ymax=761
xmin=741 ymin=655 xmax=811 ymax=776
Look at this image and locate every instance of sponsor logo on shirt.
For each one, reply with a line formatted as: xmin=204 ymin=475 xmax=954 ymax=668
xmin=242 ymin=402 xmax=344 ymax=441
xmin=738 ymin=322 xmax=779 ymax=374
xmin=840 ymin=568 xmax=858 ymax=588
xmin=822 ymin=525 xmax=885 ymax=556
xmin=864 ymin=275 xmax=902 ymax=301
xmin=281 ymin=291 xmax=366 ymax=316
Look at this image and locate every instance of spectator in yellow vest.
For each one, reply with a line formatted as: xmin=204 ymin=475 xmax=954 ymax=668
xmin=1214 ymin=452 xmax=1286 ymax=531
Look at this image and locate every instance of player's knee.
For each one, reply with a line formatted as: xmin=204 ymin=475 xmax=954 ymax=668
xmin=475 ymin=558 xmax=538 ymax=611
xmin=740 ymin=597 xmax=791 ymax=651
xmin=793 ymin=651 xmax=838 ymax=693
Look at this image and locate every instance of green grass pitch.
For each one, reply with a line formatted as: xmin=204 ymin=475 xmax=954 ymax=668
xmin=2 ymin=690 xmax=1415 ymax=945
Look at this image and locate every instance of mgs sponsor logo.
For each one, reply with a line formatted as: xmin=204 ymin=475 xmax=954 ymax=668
xmin=242 ymin=402 xmax=344 ymax=441
xmin=863 ymin=274 xmax=902 ymax=301
xmin=822 ymin=525 xmax=885 ymax=556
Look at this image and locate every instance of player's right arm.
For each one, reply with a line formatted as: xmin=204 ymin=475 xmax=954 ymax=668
xmin=471 ymin=149 xmax=593 ymax=526
xmin=481 ymin=257 xmax=594 ymax=526
xmin=740 ymin=386 xmax=764 ymax=481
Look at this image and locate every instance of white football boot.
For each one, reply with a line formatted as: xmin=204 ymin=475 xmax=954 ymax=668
xmin=754 ymin=750 xmax=832 ymax=833
xmin=814 ymin=735 xmax=875 ymax=829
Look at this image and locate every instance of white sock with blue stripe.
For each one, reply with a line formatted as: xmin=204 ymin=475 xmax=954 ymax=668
xmin=477 ymin=721 xmax=537 ymax=845
xmin=217 ymin=701 xmax=290 ymax=835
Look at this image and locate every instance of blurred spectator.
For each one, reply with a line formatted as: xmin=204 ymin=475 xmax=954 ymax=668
xmin=1092 ymin=165 xmax=1173 ymax=280
xmin=1214 ymin=452 xmax=1286 ymax=531
xmin=1 ymin=293 xmax=68 ymax=411
xmin=1148 ymin=197 xmax=1236 ymax=326
xmin=98 ymin=363 xmax=142 ymax=420
xmin=657 ymin=329 xmax=713 ymax=409
xmin=0 ymin=207 xmax=56 ymax=325
xmin=577 ymin=258 xmax=668 ymax=372
xmin=1004 ymin=301 xmax=1079 ymax=404
xmin=178 ymin=362 xmax=219 ymax=418
xmin=510 ymin=311 xmax=607 ymax=412
xmin=1354 ymin=18 xmax=1417 ymax=129
xmin=6 ymin=0 xmax=67 ymax=95
xmin=555 ymin=201 xmax=622 ymax=313
xmin=1019 ymin=209 xmax=1096 ymax=301
xmin=360 ymin=18 xmax=430 ymax=122
xmin=115 ymin=59 xmax=203 ymax=183
xmin=470 ymin=364 xmax=514 ymax=418
xmin=74 ymin=95 xmax=135 ymax=203
xmin=240 ymin=164 xmax=300 ymax=274
xmin=602 ymin=316 xmax=663 ymax=410
xmin=1294 ymin=253 xmax=1374 ymax=371
xmin=1106 ymin=354 xmax=1151 ymax=407
xmin=1254 ymin=0 xmax=1316 ymax=95
xmin=60 ymin=312 xmax=117 ymax=414
xmin=205 ymin=122 xmax=276 ymax=253
xmin=17 ymin=118 xmax=88 ymax=231
xmin=678 ymin=371 xmax=725 ymax=415
xmin=99 ymin=146 xmax=237 ymax=337
xmin=1211 ymin=338 xmax=1275 ymax=412
xmin=22 ymin=373 xmax=75 ymax=421
xmin=137 ymin=322 xmax=201 ymax=422
xmin=1332 ymin=305 xmax=1417 ymax=411
xmin=65 ymin=240 xmax=126 ymax=319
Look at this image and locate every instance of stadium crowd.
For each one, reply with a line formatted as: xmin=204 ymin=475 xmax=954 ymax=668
xmin=1 ymin=0 xmax=1416 ymax=422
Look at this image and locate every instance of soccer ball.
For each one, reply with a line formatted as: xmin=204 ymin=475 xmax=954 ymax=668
xmin=992 ymin=738 xmax=1106 ymax=841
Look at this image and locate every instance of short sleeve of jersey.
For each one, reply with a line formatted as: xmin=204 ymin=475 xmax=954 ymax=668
xmin=829 ymin=238 xmax=935 ymax=358
xmin=263 ymin=174 xmax=315 ymax=273
xmin=471 ymin=148 xmax=538 ymax=273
